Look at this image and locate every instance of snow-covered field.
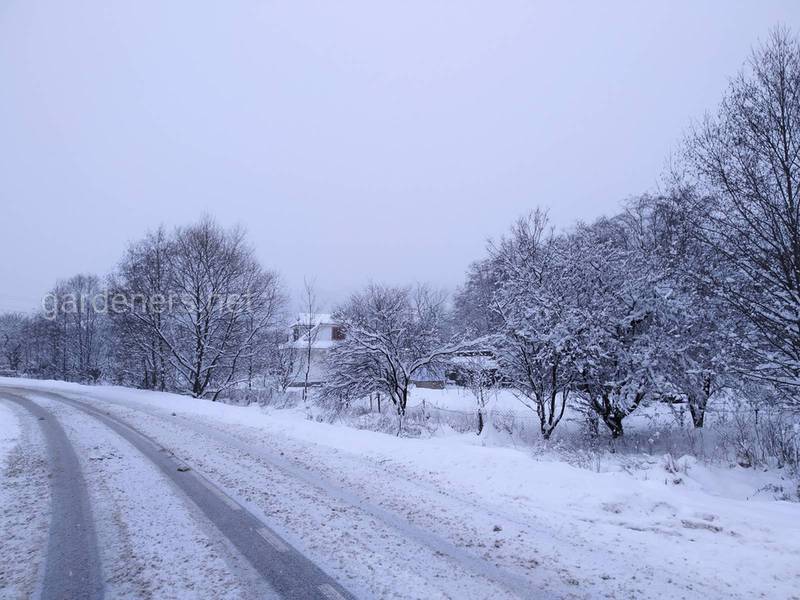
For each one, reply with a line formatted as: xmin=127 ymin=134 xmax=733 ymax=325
xmin=405 ymin=386 xmax=525 ymax=412
xmin=1 ymin=377 xmax=799 ymax=599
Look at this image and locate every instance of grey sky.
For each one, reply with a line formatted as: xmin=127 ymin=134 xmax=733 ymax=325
xmin=1 ymin=1 xmax=798 ymax=312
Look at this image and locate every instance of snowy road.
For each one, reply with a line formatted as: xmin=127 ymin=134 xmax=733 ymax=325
xmin=0 ymin=384 xmax=541 ymax=600
xmin=0 ymin=388 xmax=357 ymax=600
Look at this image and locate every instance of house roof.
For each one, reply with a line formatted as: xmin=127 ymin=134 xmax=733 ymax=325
xmin=448 ymin=355 xmax=498 ymax=369
xmin=293 ymin=313 xmax=335 ymax=327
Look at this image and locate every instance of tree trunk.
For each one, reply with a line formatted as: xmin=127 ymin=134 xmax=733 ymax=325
xmin=688 ymin=375 xmax=712 ymax=428
xmin=689 ymin=398 xmax=706 ymax=428
xmin=142 ymin=361 xmax=149 ymax=390
xmin=302 ymin=345 xmax=311 ymax=404
xmin=395 ymin=388 xmax=408 ymax=436
xmin=601 ymin=412 xmax=624 ymax=438
xmin=477 ymin=409 xmax=484 ymax=435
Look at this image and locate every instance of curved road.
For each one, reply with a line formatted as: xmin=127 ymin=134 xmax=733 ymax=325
xmin=0 ymin=388 xmax=354 ymax=600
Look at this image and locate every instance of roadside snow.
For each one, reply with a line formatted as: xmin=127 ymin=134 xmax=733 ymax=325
xmin=0 ymin=400 xmax=20 ymax=465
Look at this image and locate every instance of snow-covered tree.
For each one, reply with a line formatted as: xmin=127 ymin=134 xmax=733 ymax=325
xmin=490 ymin=211 xmax=578 ymax=439
xmin=686 ymin=28 xmax=800 ymax=395
xmin=623 ymin=191 xmax=736 ymax=427
xmin=452 ymin=352 xmax=498 ymax=434
xmin=264 ymin=325 xmax=300 ymax=394
xmin=453 ymin=257 xmax=504 ymax=338
xmin=299 ymin=277 xmax=320 ymax=404
xmin=110 ymin=226 xmax=173 ymax=390
xmin=323 ymin=283 xmax=465 ymax=432
xmin=564 ymin=217 xmax=664 ymax=438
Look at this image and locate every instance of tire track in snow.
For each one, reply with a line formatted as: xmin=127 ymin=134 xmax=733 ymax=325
xmin=0 ymin=391 xmax=104 ymax=600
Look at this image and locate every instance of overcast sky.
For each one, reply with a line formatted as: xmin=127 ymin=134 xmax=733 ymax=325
xmin=1 ymin=1 xmax=798 ymax=312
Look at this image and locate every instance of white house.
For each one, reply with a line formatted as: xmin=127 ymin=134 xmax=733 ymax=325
xmin=285 ymin=313 xmax=344 ymax=386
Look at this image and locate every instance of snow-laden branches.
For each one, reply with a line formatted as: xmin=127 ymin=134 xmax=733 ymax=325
xmin=457 ymin=199 xmax=737 ymax=438
xmin=686 ymin=28 xmax=800 ymax=397
xmin=323 ymin=284 xmax=470 ymax=432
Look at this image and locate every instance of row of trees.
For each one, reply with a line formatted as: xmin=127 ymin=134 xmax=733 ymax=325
xmin=320 ymin=29 xmax=800 ymax=439
xmin=453 ymin=29 xmax=800 ymax=438
xmin=451 ymin=200 xmax=730 ymax=438
xmin=0 ymin=275 xmax=107 ymax=382
xmin=0 ymin=218 xmax=292 ymax=400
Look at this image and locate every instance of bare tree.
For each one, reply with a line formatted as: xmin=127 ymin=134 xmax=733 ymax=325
xmin=0 ymin=313 xmax=24 ymax=372
xmin=17 ymin=313 xmax=61 ymax=379
xmin=262 ymin=319 xmax=300 ymax=394
xmin=39 ymin=274 xmax=106 ymax=382
xmin=112 ymin=226 xmax=173 ymax=390
xmin=69 ymin=274 xmax=103 ymax=380
xmin=453 ymin=352 xmax=497 ymax=434
xmin=117 ymin=218 xmax=283 ymax=399
xmin=299 ymin=277 xmax=320 ymax=403
xmin=687 ymin=28 xmax=800 ymax=394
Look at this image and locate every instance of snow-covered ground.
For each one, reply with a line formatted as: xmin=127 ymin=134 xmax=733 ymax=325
xmin=2 ymin=378 xmax=799 ymax=599
xmin=404 ymin=386 xmax=525 ymax=412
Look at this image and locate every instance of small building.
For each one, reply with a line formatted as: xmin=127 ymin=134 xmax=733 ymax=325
xmin=285 ymin=313 xmax=344 ymax=386
xmin=445 ymin=350 xmax=500 ymax=387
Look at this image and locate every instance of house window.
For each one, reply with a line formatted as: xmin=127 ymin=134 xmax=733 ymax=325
xmin=332 ymin=326 xmax=345 ymax=341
